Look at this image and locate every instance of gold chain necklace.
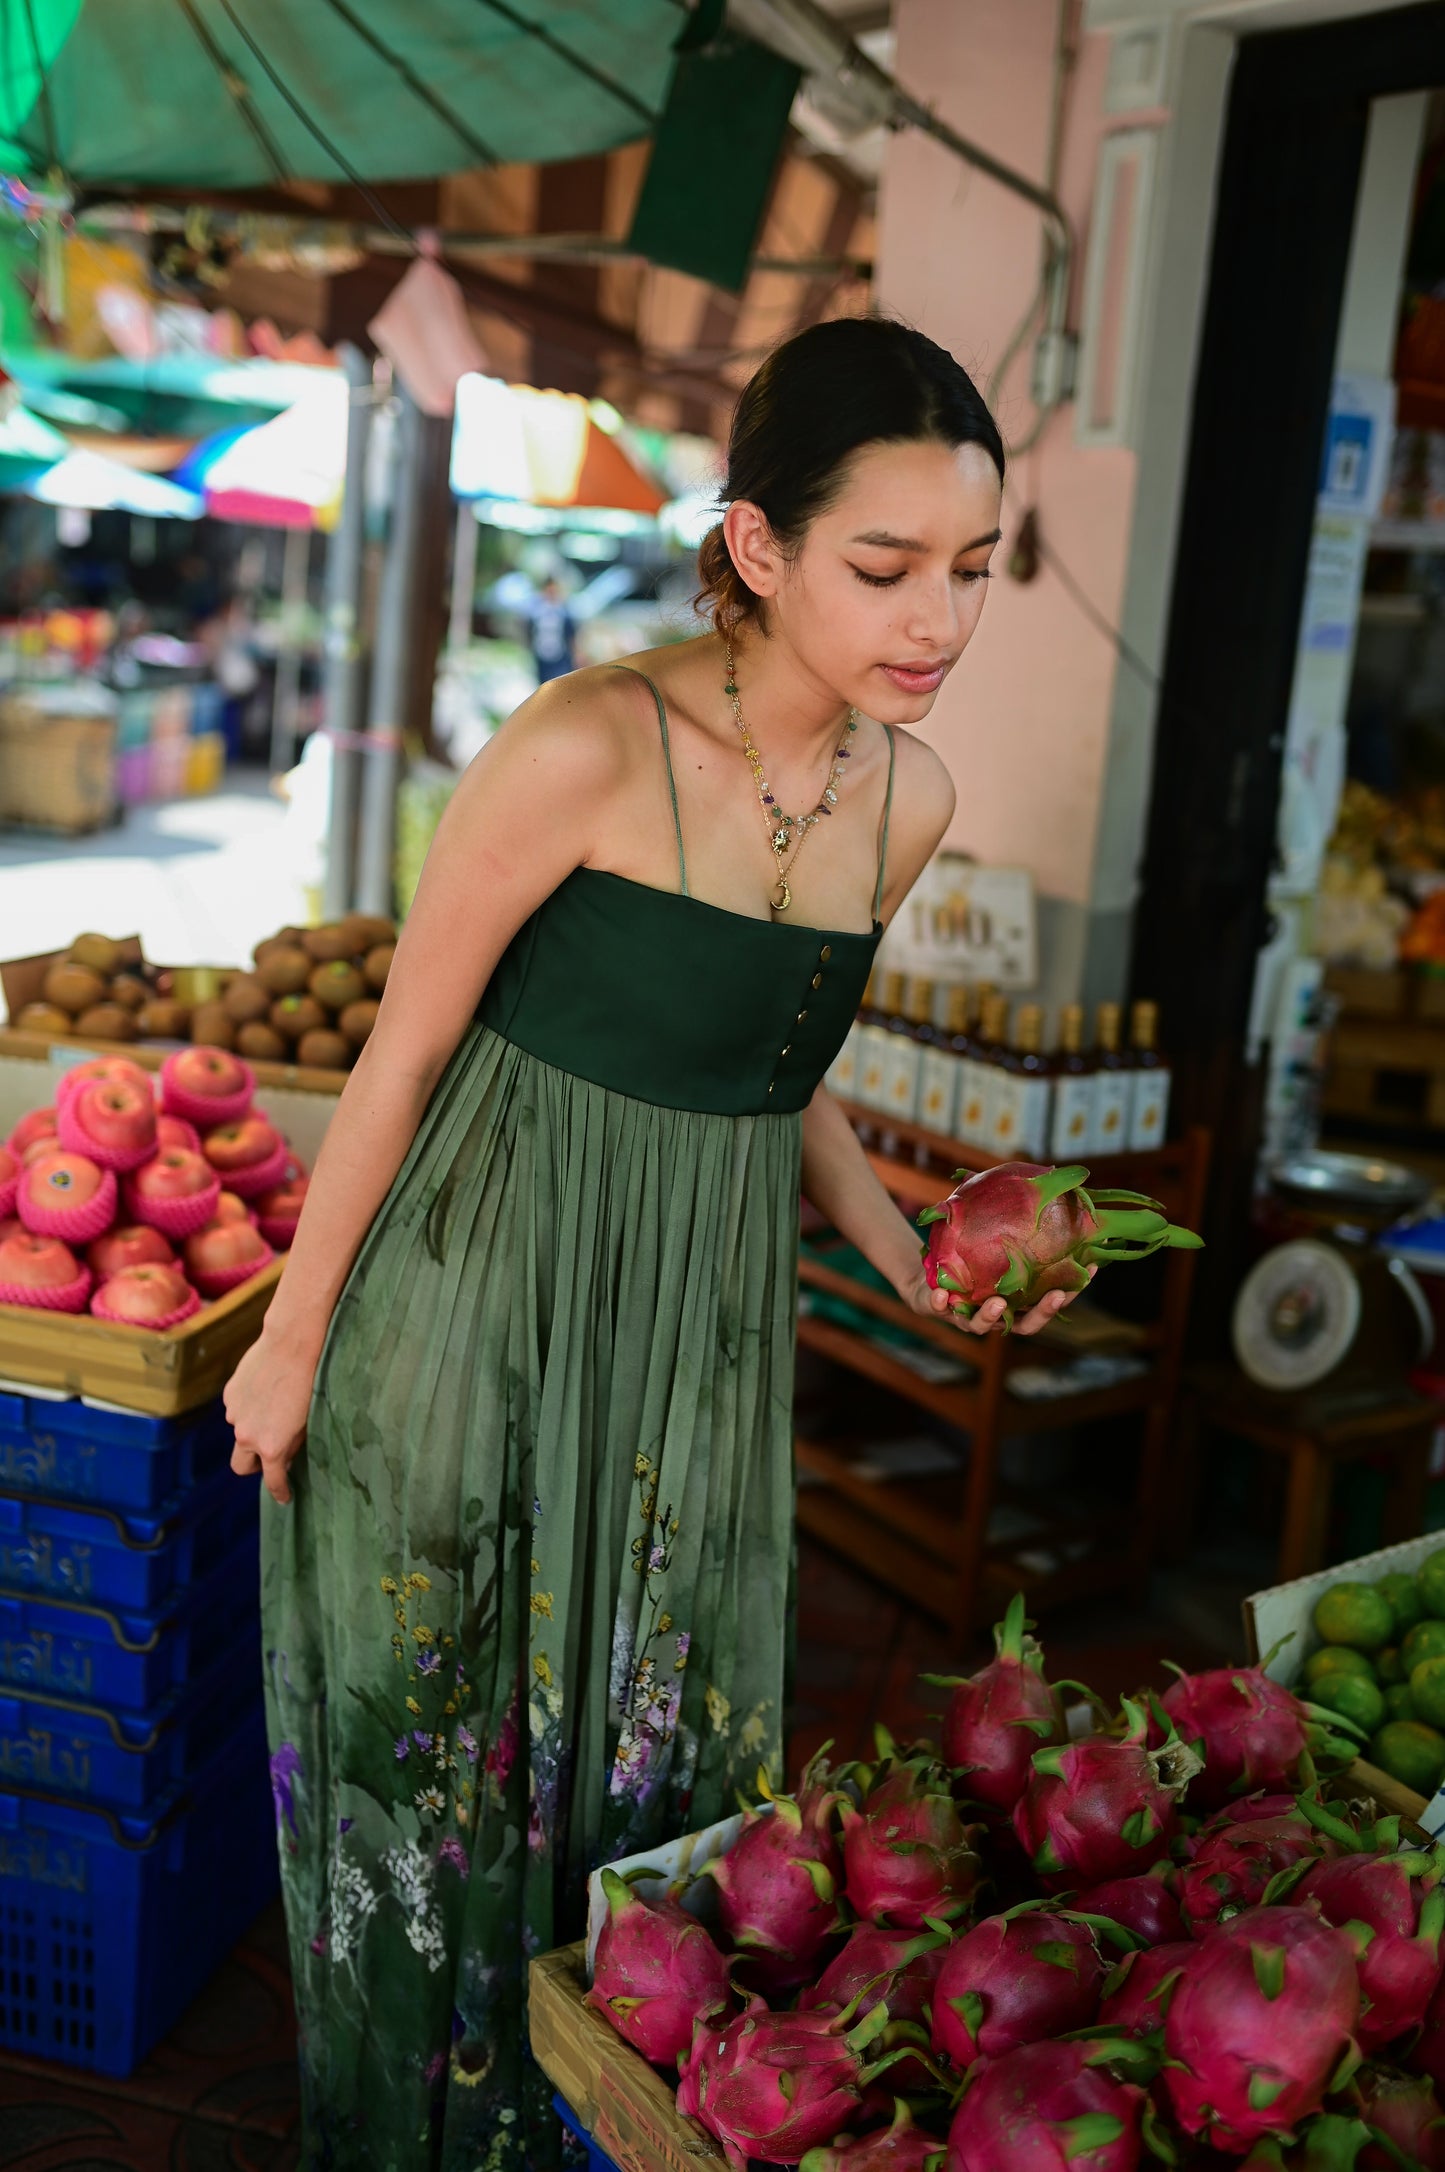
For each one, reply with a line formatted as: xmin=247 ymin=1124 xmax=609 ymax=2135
xmin=723 ymin=642 xmax=857 ymax=913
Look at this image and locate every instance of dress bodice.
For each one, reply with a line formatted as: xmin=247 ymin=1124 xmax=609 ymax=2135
xmin=476 ymin=668 xmax=891 ymax=1117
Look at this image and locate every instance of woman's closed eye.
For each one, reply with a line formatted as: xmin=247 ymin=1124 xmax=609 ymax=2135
xmin=849 ymin=564 xmax=993 ymax=590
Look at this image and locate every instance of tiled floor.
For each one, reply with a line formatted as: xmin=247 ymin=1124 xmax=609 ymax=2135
xmin=0 ymin=1535 xmax=1238 ymax=2170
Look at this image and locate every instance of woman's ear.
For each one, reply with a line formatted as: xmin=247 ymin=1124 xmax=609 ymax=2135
xmin=723 ymin=501 xmax=783 ymax=605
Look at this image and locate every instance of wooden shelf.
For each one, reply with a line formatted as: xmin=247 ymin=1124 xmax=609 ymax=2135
xmin=794 ymin=1124 xmax=1211 ymax=1635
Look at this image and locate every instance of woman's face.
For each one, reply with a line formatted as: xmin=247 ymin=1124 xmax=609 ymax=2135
xmin=732 ymin=438 xmax=1003 ymax=721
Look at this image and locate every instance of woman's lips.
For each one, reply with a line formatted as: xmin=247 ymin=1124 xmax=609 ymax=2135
xmin=879 ymin=660 xmax=948 ymax=695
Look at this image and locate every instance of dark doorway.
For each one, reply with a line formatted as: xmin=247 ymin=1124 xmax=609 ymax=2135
xmin=1129 ymin=1 xmax=1445 ymax=1330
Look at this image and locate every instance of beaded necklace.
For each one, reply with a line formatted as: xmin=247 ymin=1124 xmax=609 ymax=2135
xmin=723 ymin=642 xmax=857 ymax=913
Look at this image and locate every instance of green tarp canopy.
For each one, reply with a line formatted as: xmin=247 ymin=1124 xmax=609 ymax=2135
xmin=0 ymin=0 xmax=677 ymax=190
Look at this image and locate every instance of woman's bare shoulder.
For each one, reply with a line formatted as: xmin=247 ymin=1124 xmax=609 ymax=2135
xmin=470 ymin=662 xmax=663 ymax=792
xmin=887 ymin=723 xmax=957 ymax=836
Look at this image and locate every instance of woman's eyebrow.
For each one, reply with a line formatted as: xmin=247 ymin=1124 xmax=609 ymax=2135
xmin=850 ymin=527 xmax=1002 ymax=551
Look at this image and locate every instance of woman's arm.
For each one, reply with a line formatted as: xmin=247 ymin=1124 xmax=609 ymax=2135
xmin=227 ymin=672 xmax=632 ymax=1502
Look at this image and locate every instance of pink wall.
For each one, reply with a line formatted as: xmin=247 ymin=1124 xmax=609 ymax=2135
xmin=877 ymin=0 xmax=1137 ymax=910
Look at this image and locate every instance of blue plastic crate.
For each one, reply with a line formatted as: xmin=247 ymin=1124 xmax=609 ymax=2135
xmin=0 ymin=1709 xmax=278 ymax=2076
xmin=0 ymin=1538 xmax=258 ymax=1710
xmin=554 ymin=2092 xmax=624 ymax=2172
xmin=0 ymin=1470 xmax=257 ymax=1612
xmin=0 ymin=1632 xmax=262 ymax=1812
xmin=0 ymin=1392 xmax=234 ymax=1516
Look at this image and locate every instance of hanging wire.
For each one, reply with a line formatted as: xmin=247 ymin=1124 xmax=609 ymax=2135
xmin=207 ymin=0 xmax=416 ymax=243
xmin=315 ymin=0 xmax=501 ymax=169
xmin=989 ymin=0 xmax=1078 ymax=457
xmin=1034 ymin=532 xmax=1162 ymax=697
xmin=470 ymin=0 xmax=658 ymax=127
xmin=19 ymin=0 xmax=60 ymax=174
xmin=171 ymin=0 xmax=293 ymax=184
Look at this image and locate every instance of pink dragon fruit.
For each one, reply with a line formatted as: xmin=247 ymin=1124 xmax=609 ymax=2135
xmin=946 ymin=2037 xmax=1146 ymax=2172
xmin=705 ymin=1763 xmax=847 ymax=1994
xmin=1356 ymin=2066 xmax=1445 ymax=2170
xmin=841 ymin=1752 xmax=983 ymax=1930
xmin=935 ymin=1593 xmax=1064 ymax=1814
xmin=800 ymin=2100 xmax=947 ymax=2172
xmin=798 ymin=1923 xmax=949 ymax=2027
xmin=584 ymin=1867 xmax=734 ymax=2066
xmin=1012 ymin=1700 xmax=1201 ymax=1891
xmin=1176 ymin=1805 xmax=1333 ymax=1936
xmin=918 ymin=1162 xmax=1201 ymax=1331
xmin=1296 ymin=1851 xmax=1445 ymax=2051
xmin=1098 ymin=1942 xmax=1196 ymax=2036
xmin=1159 ymin=1664 xmax=1347 ymax=1810
xmin=677 ymin=1997 xmax=896 ymax=2170
xmin=1070 ymin=1867 xmax=1183 ymax=1947
xmin=1162 ymin=1905 xmax=1362 ymax=2153
xmin=930 ymin=1906 xmax=1106 ymax=2069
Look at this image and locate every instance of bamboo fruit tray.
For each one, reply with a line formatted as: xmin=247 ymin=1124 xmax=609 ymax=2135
xmin=0 ymin=1259 xmax=282 ymax=1416
xmin=529 ymin=1756 xmax=1430 ymax=2172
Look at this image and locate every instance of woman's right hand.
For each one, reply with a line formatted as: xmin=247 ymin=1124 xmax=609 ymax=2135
xmin=226 ymin=1326 xmax=317 ymax=1506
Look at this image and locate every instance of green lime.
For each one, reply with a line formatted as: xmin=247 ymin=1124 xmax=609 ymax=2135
xmin=1418 ymin=1550 xmax=1445 ymax=1619
xmin=1403 ymin=1620 xmax=1445 ymax=1674
xmin=1387 ymin=1684 xmax=1420 ymax=1721
xmin=1413 ymin=1657 xmax=1445 ymax=1730
xmin=1377 ymin=1647 xmax=1405 ymax=1685
xmin=1304 ymin=1646 xmax=1376 ymax=1687
xmin=1368 ymin=1719 xmax=1445 ymax=1799
xmin=1311 ymin=1672 xmax=1386 ymax=1733
xmin=1313 ymin=1582 xmax=1395 ymax=1652
xmin=1378 ymin=1571 xmax=1425 ymax=1636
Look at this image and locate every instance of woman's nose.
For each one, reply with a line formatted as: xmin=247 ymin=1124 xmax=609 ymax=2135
xmin=905 ymin=575 xmax=959 ymax=651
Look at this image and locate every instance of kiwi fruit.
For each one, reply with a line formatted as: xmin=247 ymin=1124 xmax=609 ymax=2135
xmin=339 ymin=998 xmax=380 ymax=1049
xmin=137 ymin=998 xmax=190 ymax=1039
xmin=76 ymin=1003 xmax=139 ymax=1043
xmin=110 ymin=972 xmax=149 ymax=1011
xmin=298 ymin=1028 xmax=351 ymax=1071
xmin=363 ymin=942 xmax=395 ymax=992
xmin=270 ymin=993 xmax=326 ymax=1044
xmin=223 ymin=975 xmax=272 ymax=1026
xmin=256 ymin=944 xmax=312 ymax=997
xmin=309 ymin=960 xmax=364 ymax=1013
xmin=237 ymin=1021 xmax=288 ymax=1063
xmin=68 ymin=932 xmax=124 ymax=977
xmin=43 ymin=961 xmax=108 ymax=1016
xmin=341 ymin=912 xmax=396 ymax=953
xmin=303 ymin=924 xmax=358 ymax=964
xmin=189 ymin=1001 xmax=236 ymax=1050
xmin=15 ymin=1001 xmax=73 ymax=1036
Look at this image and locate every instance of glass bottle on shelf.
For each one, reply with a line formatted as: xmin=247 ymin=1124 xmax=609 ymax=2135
xmin=856 ymin=970 xmax=905 ymax=1113
xmin=1126 ymin=999 xmax=1170 ymax=1150
xmin=824 ymin=974 xmax=866 ymax=1100
xmin=1092 ymin=1001 xmax=1133 ymax=1159
xmin=881 ymin=976 xmax=936 ymax=1125
xmin=1049 ymin=1002 xmax=1098 ymax=1161
xmin=919 ymin=984 xmax=969 ymax=1138
xmin=966 ymin=993 xmax=1011 ymax=1151
xmin=988 ymin=1003 xmax=1052 ymax=1160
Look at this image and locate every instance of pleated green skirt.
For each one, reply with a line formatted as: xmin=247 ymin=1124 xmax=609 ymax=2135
xmin=261 ymin=1022 xmax=801 ymax=2171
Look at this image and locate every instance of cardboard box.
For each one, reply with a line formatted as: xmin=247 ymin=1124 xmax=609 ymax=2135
xmin=0 ymin=691 xmax=116 ymax=834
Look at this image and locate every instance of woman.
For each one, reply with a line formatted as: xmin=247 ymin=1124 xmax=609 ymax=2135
xmin=226 ymin=316 xmax=1082 ymax=2170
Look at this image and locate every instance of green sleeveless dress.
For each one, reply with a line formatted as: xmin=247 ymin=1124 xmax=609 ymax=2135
xmin=261 ymin=671 xmax=894 ymax=2171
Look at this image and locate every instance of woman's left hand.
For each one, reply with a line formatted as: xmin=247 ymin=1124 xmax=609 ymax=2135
xmin=899 ymin=1264 xmax=1096 ymax=1338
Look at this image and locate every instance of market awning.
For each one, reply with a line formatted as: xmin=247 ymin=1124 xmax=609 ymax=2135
xmin=0 ymin=1 xmax=677 ymax=190
xmin=450 ymin=375 xmax=666 ymax=513
xmin=0 ymin=400 xmax=68 ymax=491
xmin=27 ymin=448 xmax=202 ymax=517
xmin=172 ymin=377 xmax=346 ymax=528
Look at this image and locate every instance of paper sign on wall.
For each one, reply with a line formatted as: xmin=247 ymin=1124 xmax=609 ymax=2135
xmin=881 ymin=854 xmax=1038 ymax=990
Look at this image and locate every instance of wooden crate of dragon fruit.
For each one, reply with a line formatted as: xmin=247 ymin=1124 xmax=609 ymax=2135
xmin=531 ymin=1593 xmax=1445 ymax=2171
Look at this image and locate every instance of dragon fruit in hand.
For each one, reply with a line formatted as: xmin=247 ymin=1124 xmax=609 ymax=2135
xmin=677 ymin=1997 xmax=897 ymax=2170
xmin=1012 ymin=1698 xmax=1201 ymax=1891
xmin=936 ymin=1593 xmax=1065 ymax=1815
xmin=930 ymin=1906 xmax=1106 ymax=2069
xmin=704 ymin=1762 xmax=846 ymax=1994
xmin=1295 ymin=1849 xmax=1445 ymax=2052
xmin=800 ymin=2100 xmax=947 ymax=2172
xmin=918 ymin=1162 xmax=1201 ymax=1331
xmin=584 ymin=1867 xmax=734 ymax=2066
xmin=841 ymin=1749 xmax=983 ymax=1930
xmin=946 ymin=2037 xmax=1147 ymax=2172
xmin=1162 ymin=1905 xmax=1362 ymax=2153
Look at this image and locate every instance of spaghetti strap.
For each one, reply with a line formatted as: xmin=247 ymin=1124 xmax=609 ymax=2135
xmin=872 ymin=725 xmax=896 ymax=924
xmin=612 ymin=665 xmax=688 ymax=896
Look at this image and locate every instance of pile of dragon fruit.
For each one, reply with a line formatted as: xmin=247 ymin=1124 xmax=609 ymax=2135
xmin=584 ymin=1597 xmax=1445 ymax=2170
xmin=0 ymin=1049 xmax=308 ymax=1329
